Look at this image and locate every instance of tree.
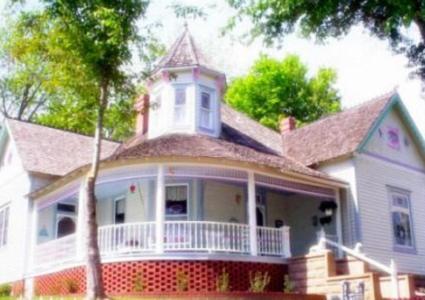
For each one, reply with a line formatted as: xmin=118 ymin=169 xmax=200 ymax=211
xmin=0 ymin=12 xmax=163 ymax=140
xmin=227 ymin=0 xmax=425 ymax=82
xmin=225 ymin=54 xmax=341 ymax=130
xmin=26 ymin=1 xmax=149 ymax=298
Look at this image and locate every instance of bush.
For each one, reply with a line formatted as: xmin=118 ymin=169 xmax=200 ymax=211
xmin=249 ymin=271 xmax=270 ymax=292
xmin=0 ymin=284 xmax=11 ymax=297
xmin=216 ymin=268 xmax=230 ymax=292
xmin=176 ymin=270 xmax=189 ymax=292
xmin=283 ymin=274 xmax=294 ymax=293
xmin=64 ymin=278 xmax=79 ymax=294
xmin=133 ymin=271 xmax=146 ymax=292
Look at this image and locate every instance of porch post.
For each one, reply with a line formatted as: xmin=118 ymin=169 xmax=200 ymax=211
xmin=155 ymin=164 xmax=165 ymax=254
xmin=335 ymin=188 xmax=343 ymax=258
xmin=247 ymin=171 xmax=258 ymax=256
xmin=75 ymin=181 xmax=86 ymax=261
xmin=27 ymin=202 xmax=39 ymax=272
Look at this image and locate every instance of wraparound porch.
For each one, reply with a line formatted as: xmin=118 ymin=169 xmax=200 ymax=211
xmin=30 ymin=163 xmax=344 ymax=274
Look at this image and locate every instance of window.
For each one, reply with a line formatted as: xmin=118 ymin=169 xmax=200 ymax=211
xmin=200 ymin=89 xmax=214 ymax=129
xmin=56 ymin=202 xmax=76 ymax=238
xmin=165 ymin=185 xmax=188 ymax=220
xmin=174 ymin=87 xmax=187 ymax=125
xmin=0 ymin=205 xmax=10 ymax=248
xmin=389 ymin=188 xmax=414 ymax=249
xmin=114 ymin=197 xmax=126 ymax=224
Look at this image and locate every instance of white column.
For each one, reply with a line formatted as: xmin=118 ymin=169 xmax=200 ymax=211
xmin=155 ymin=164 xmax=165 ymax=254
xmin=282 ymin=226 xmax=291 ymax=258
xmin=390 ymin=259 xmax=400 ymax=299
xmin=75 ymin=181 xmax=86 ymax=261
xmin=27 ymin=202 xmax=39 ymax=273
xmin=334 ymin=188 xmax=343 ymax=258
xmin=247 ymin=171 xmax=258 ymax=256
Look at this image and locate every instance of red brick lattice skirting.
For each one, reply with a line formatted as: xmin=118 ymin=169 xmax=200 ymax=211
xmin=34 ymin=260 xmax=288 ymax=296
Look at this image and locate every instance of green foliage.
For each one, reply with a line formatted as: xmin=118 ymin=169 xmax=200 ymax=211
xmin=283 ymin=275 xmax=294 ymax=293
xmin=133 ymin=271 xmax=146 ymax=292
xmin=64 ymin=278 xmax=79 ymax=294
xmin=216 ymin=268 xmax=230 ymax=292
xmin=249 ymin=271 xmax=271 ymax=293
xmin=175 ymin=270 xmax=189 ymax=292
xmin=228 ymin=0 xmax=425 ymax=81
xmin=0 ymin=284 xmax=11 ymax=297
xmin=1 ymin=2 xmax=164 ymax=141
xmin=225 ymin=54 xmax=341 ymax=130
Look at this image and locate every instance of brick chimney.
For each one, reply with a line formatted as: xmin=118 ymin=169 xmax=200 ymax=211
xmin=134 ymin=94 xmax=149 ymax=135
xmin=280 ymin=116 xmax=296 ymax=135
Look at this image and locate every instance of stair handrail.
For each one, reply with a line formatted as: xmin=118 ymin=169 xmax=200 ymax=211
xmin=319 ymin=236 xmax=400 ymax=299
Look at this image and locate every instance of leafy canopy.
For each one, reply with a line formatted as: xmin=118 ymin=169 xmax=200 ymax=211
xmin=225 ymin=55 xmax=341 ymax=130
xmin=228 ymin=0 xmax=425 ymax=81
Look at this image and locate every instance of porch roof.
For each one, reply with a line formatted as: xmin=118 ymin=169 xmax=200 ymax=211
xmin=111 ymin=133 xmax=329 ymax=179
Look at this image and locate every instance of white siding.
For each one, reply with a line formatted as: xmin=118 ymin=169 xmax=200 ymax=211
xmin=0 ymin=132 xmax=32 ymax=284
xmin=319 ymin=159 xmax=359 ymax=247
xmin=355 ymin=153 xmax=425 ymax=274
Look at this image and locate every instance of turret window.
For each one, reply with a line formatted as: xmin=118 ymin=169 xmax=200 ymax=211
xmin=200 ymin=87 xmax=214 ymax=130
xmin=174 ymin=86 xmax=187 ymax=125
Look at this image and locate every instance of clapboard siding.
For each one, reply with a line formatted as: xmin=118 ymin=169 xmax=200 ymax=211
xmin=319 ymin=159 xmax=359 ymax=248
xmin=355 ymin=153 xmax=425 ymax=275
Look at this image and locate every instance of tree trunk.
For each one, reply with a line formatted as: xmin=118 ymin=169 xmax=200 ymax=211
xmin=85 ymin=78 xmax=109 ymax=300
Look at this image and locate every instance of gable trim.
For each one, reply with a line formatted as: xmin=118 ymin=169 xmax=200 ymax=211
xmin=357 ymin=93 xmax=425 ymax=161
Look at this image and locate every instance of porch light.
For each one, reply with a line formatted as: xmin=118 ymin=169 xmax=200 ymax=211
xmin=319 ymin=201 xmax=337 ymax=216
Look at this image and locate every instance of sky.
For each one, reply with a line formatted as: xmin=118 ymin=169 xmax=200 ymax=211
xmin=1 ymin=0 xmax=424 ymax=135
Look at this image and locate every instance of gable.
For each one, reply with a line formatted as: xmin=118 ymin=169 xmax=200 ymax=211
xmin=359 ymin=99 xmax=425 ymax=170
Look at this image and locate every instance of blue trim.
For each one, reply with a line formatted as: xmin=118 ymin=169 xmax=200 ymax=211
xmin=357 ymin=93 xmax=425 ymax=161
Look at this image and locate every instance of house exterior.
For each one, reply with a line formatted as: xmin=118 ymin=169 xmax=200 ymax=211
xmin=0 ymin=27 xmax=424 ymax=299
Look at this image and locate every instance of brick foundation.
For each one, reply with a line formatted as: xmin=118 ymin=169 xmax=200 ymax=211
xmin=34 ymin=260 xmax=287 ymax=296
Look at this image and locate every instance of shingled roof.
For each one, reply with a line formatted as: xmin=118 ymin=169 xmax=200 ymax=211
xmin=154 ymin=26 xmax=215 ymax=71
xmin=112 ymin=133 xmax=330 ymax=179
xmin=6 ymin=119 xmax=120 ymax=176
xmin=282 ymin=92 xmax=394 ymax=166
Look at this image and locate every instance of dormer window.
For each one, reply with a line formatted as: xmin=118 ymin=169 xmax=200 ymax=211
xmin=174 ymin=86 xmax=187 ymax=125
xmin=199 ymin=86 xmax=214 ymax=130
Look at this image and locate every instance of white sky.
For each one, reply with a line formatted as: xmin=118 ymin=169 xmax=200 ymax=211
xmin=1 ymin=0 xmax=424 ymax=136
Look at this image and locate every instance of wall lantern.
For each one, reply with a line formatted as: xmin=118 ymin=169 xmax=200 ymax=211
xmin=318 ymin=201 xmax=337 ymax=217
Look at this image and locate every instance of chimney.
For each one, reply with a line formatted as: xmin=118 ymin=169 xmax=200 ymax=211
xmin=280 ymin=116 xmax=296 ymax=135
xmin=134 ymin=94 xmax=149 ymax=135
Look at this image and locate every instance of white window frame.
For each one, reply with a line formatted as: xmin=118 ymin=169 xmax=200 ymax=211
xmin=173 ymin=85 xmax=188 ymax=126
xmin=0 ymin=204 xmax=10 ymax=249
xmin=165 ymin=183 xmax=189 ymax=221
xmin=388 ymin=187 xmax=415 ymax=252
xmin=199 ymin=86 xmax=215 ymax=131
xmin=114 ymin=196 xmax=126 ymax=224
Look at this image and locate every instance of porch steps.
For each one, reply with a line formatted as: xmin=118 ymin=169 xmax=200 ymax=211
xmin=287 ymin=250 xmax=420 ymax=300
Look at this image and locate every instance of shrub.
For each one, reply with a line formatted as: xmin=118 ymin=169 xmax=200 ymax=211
xmin=216 ymin=268 xmax=230 ymax=292
xmin=176 ymin=270 xmax=189 ymax=292
xmin=64 ymin=278 xmax=79 ymax=294
xmin=0 ymin=284 xmax=11 ymax=297
xmin=133 ymin=271 xmax=146 ymax=292
xmin=283 ymin=275 xmax=294 ymax=293
xmin=249 ymin=271 xmax=270 ymax=292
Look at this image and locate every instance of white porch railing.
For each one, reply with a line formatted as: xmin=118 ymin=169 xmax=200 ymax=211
xmin=33 ymin=234 xmax=77 ymax=270
xmin=164 ymin=221 xmax=250 ymax=253
xmin=33 ymin=221 xmax=291 ymax=271
xmin=98 ymin=222 xmax=156 ymax=255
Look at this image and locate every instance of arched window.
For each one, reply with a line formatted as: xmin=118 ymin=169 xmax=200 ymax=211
xmin=56 ymin=216 xmax=76 ymax=238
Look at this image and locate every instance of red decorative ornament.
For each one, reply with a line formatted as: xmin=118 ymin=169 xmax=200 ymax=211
xmin=130 ymin=184 xmax=136 ymax=193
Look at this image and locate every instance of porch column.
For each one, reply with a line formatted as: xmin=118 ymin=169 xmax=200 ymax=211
xmin=75 ymin=181 xmax=86 ymax=260
xmin=247 ymin=171 xmax=258 ymax=256
xmin=155 ymin=164 xmax=165 ymax=254
xmin=27 ymin=202 xmax=39 ymax=272
xmin=334 ymin=188 xmax=343 ymax=258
